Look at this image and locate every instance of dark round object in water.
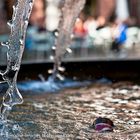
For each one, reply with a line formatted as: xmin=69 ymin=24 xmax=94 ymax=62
xmin=92 ymin=117 xmax=114 ymax=133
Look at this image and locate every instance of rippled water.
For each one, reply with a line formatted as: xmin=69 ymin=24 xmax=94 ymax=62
xmin=0 ymin=81 xmax=140 ymax=139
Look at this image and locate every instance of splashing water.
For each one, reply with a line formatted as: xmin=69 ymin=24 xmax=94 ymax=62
xmin=18 ymin=78 xmax=91 ymax=93
xmin=49 ymin=0 xmax=86 ymax=81
xmin=0 ymin=0 xmax=34 ymax=120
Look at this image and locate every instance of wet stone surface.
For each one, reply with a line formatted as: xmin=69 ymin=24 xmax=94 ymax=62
xmin=1 ymin=81 xmax=140 ymax=139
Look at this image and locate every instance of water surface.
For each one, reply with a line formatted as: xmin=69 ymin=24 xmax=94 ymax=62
xmin=0 ymin=81 xmax=140 ymax=139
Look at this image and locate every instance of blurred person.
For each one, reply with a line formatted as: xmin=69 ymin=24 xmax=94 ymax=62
xmin=95 ymin=0 xmax=116 ymax=28
xmin=74 ymin=18 xmax=87 ymax=38
xmin=110 ymin=17 xmax=128 ymax=53
xmin=5 ymin=0 xmax=14 ymax=20
xmin=25 ymin=0 xmax=56 ymax=51
xmin=110 ymin=0 xmax=129 ymax=53
xmin=84 ymin=15 xmax=97 ymax=38
xmin=72 ymin=14 xmax=88 ymax=53
xmin=116 ymin=0 xmax=129 ymax=22
xmin=0 ymin=0 xmax=10 ymax=34
xmin=29 ymin=0 xmax=46 ymax=30
xmin=88 ymin=0 xmax=129 ymax=53
xmin=128 ymin=0 xmax=140 ymax=26
xmin=45 ymin=0 xmax=61 ymax=31
xmin=94 ymin=0 xmax=130 ymax=28
xmin=26 ymin=0 xmax=47 ymax=50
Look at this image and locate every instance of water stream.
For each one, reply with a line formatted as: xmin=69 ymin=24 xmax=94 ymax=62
xmin=49 ymin=0 xmax=86 ymax=81
xmin=18 ymin=0 xmax=87 ymax=93
xmin=0 ymin=0 xmax=87 ymax=120
xmin=0 ymin=0 xmax=34 ymax=120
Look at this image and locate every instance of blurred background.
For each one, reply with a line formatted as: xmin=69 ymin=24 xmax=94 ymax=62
xmin=0 ymin=0 xmax=140 ymax=65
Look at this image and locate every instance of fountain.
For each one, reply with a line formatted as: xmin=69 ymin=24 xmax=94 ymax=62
xmin=0 ymin=0 xmax=140 ymax=139
xmin=18 ymin=0 xmax=88 ymax=93
xmin=0 ymin=0 xmax=34 ymax=120
xmin=0 ymin=0 xmax=86 ymax=122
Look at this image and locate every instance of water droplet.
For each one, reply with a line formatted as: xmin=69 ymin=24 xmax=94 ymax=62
xmin=13 ymin=5 xmax=16 ymax=11
xmin=13 ymin=124 xmax=20 ymax=131
xmin=48 ymin=69 xmax=53 ymax=74
xmin=54 ymin=31 xmax=59 ymax=37
xmin=12 ymin=65 xmax=19 ymax=71
xmin=1 ymin=42 xmax=9 ymax=47
xmin=56 ymin=73 xmax=64 ymax=81
xmin=50 ymin=56 xmax=54 ymax=60
xmin=38 ymin=74 xmax=45 ymax=82
xmin=70 ymin=34 xmax=74 ymax=39
xmin=80 ymin=6 xmax=83 ymax=10
xmin=12 ymin=6 xmax=17 ymax=21
xmin=58 ymin=66 xmax=65 ymax=72
xmin=29 ymin=1 xmax=33 ymax=8
xmin=0 ymin=81 xmax=7 ymax=84
xmin=19 ymin=39 xmax=24 ymax=45
xmin=76 ymin=18 xmax=80 ymax=22
xmin=52 ymin=46 xmax=56 ymax=50
xmin=66 ymin=48 xmax=72 ymax=53
xmin=7 ymin=20 xmax=13 ymax=27
xmin=24 ymin=20 xmax=28 ymax=26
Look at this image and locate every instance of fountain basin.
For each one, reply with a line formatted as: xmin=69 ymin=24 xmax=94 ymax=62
xmin=0 ymin=60 xmax=140 ymax=139
xmin=0 ymin=81 xmax=140 ymax=139
xmin=14 ymin=60 xmax=140 ymax=82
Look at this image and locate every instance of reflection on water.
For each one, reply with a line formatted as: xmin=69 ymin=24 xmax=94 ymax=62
xmin=0 ymin=81 xmax=140 ymax=139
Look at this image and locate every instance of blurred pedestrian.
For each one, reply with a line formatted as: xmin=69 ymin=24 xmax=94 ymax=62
xmin=95 ymin=0 xmax=116 ymax=28
xmin=0 ymin=0 xmax=9 ymax=34
xmin=29 ymin=0 xmax=46 ymax=30
xmin=110 ymin=17 xmax=128 ymax=52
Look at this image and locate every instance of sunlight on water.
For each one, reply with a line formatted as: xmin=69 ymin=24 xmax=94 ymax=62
xmin=0 ymin=0 xmax=34 ymax=120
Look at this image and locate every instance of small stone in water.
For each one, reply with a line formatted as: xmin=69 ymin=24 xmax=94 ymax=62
xmin=92 ymin=117 xmax=114 ymax=133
